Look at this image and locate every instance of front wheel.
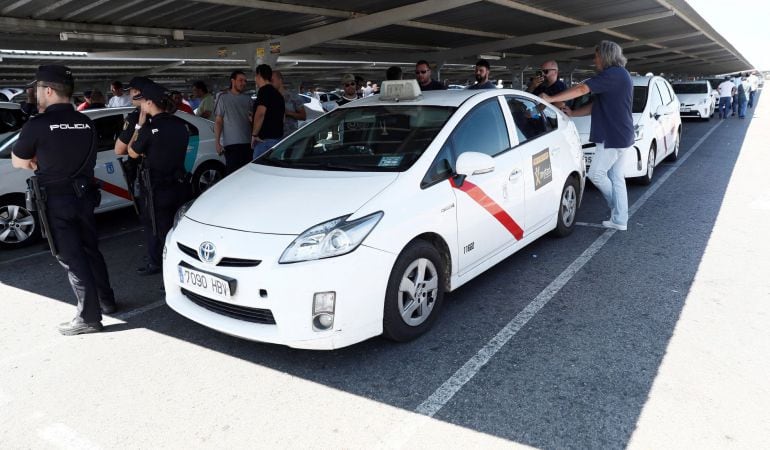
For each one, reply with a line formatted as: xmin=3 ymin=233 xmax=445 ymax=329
xmin=665 ymin=129 xmax=681 ymax=162
xmin=551 ymin=176 xmax=579 ymax=237
xmin=0 ymin=196 xmax=40 ymax=249
xmin=382 ymin=240 xmax=445 ymax=342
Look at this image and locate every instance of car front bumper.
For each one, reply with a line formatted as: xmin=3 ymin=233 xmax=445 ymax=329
xmin=163 ymin=217 xmax=396 ymax=350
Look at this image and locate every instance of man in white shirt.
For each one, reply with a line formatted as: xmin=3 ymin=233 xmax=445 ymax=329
xmin=107 ymin=80 xmax=132 ymax=107
xmin=717 ymin=77 xmax=736 ymax=119
xmin=748 ymin=72 xmax=759 ymax=108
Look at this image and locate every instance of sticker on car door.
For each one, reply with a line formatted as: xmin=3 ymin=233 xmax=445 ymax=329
xmin=532 ymin=148 xmax=552 ymax=190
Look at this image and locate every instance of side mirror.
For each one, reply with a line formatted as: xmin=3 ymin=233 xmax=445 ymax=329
xmin=455 ymin=152 xmax=495 ymax=177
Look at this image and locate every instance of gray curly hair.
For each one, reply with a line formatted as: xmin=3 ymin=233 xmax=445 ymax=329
xmin=595 ymin=40 xmax=627 ymax=68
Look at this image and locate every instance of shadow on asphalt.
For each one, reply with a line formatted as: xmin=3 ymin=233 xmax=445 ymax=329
xmin=0 ymin=98 xmax=757 ymax=447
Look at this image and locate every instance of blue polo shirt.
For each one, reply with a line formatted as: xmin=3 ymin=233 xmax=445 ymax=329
xmin=584 ymin=66 xmax=634 ymax=149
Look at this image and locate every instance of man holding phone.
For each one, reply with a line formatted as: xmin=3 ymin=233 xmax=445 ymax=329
xmin=527 ymin=60 xmax=567 ymax=100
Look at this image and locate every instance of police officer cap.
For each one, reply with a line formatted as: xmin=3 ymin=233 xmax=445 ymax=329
xmin=132 ymin=82 xmax=169 ymax=104
xmin=27 ymin=64 xmax=74 ymax=87
xmin=127 ymin=76 xmax=153 ymax=91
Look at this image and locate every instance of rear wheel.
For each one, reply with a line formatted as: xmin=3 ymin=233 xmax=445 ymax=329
xmin=552 ymin=176 xmax=579 ymax=237
xmin=665 ymin=128 xmax=681 ymax=162
xmin=191 ymin=161 xmax=225 ymax=196
xmin=637 ymin=142 xmax=656 ymax=185
xmin=382 ymin=240 xmax=445 ymax=342
xmin=0 ymin=195 xmax=40 ymax=249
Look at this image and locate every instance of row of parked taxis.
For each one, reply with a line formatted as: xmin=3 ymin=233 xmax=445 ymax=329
xmin=1 ymin=74 xmax=687 ymax=349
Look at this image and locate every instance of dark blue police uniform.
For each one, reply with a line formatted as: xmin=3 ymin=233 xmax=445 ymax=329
xmin=129 ymin=83 xmax=189 ymax=273
xmin=12 ymin=65 xmax=116 ymax=335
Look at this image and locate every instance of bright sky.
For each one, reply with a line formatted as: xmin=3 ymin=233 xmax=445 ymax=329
xmin=687 ymin=0 xmax=769 ymax=71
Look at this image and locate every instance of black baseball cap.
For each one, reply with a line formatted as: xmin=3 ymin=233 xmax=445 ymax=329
xmin=132 ymin=82 xmax=169 ymax=103
xmin=27 ymin=64 xmax=74 ymax=87
xmin=127 ymin=76 xmax=153 ymax=90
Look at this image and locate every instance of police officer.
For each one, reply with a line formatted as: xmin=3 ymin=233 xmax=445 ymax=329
xmin=11 ymin=65 xmax=117 ymax=335
xmin=115 ymin=76 xmax=153 ymax=207
xmin=127 ymin=82 xmax=189 ymax=275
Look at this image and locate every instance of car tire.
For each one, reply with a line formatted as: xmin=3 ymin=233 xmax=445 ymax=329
xmin=665 ymin=128 xmax=681 ymax=162
xmin=0 ymin=195 xmax=41 ymax=249
xmin=191 ymin=161 xmax=225 ymax=196
xmin=382 ymin=240 xmax=445 ymax=342
xmin=637 ymin=142 xmax=656 ymax=185
xmin=551 ymin=176 xmax=579 ymax=237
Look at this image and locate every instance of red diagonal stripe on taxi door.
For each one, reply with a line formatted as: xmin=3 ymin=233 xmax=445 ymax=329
xmin=449 ymin=178 xmax=524 ymax=240
xmin=96 ymin=178 xmax=133 ymax=200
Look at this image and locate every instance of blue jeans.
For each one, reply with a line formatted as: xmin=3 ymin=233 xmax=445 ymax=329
xmin=738 ymin=99 xmax=748 ymax=118
xmin=718 ymin=97 xmax=732 ymax=118
xmin=748 ymin=90 xmax=756 ymax=108
xmin=253 ymin=138 xmax=279 ymax=159
xmin=588 ymin=143 xmax=628 ymax=226
xmin=731 ymin=95 xmax=738 ymax=114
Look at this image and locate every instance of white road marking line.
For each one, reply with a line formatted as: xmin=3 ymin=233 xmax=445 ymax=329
xmin=0 ymin=226 xmax=143 ymax=266
xmin=105 ymin=299 xmax=166 ymax=324
xmin=415 ymin=121 xmax=723 ymax=418
xmin=576 ymin=221 xmax=606 ymax=229
xmin=37 ymin=423 xmax=101 ymax=450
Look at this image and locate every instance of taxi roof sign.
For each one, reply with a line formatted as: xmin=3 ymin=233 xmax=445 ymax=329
xmin=379 ymin=80 xmax=422 ymax=102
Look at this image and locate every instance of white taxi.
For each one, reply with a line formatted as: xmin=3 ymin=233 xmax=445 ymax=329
xmin=0 ymin=107 xmax=224 ymax=249
xmin=164 ymin=80 xmax=586 ymax=350
xmin=572 ymin=75 xmax=682 ymax=184
xmin=672 ymin=80 xmax=716 ymax=121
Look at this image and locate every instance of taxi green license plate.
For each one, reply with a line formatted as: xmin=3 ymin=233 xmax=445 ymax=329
xmin=177 ymin=263 xmax=235 ymax=301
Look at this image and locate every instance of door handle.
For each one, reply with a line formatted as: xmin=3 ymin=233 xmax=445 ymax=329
xmin=509 ymin=168 xmax=521 ymax=180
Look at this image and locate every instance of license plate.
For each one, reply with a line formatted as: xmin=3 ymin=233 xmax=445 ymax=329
xmin=681 ymin=108 xmax=690 ymax=112
xmin=178 ymin=264 xmax=235 ymax=301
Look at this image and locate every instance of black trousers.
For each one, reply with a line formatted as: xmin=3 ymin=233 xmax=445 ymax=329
xmin=224 ymin=143 xmax=252 ymax=175
xmin=46 ymin=191 xmax=115 ymax=323
xmin=141 ymin=183 xmax=186 ymax=267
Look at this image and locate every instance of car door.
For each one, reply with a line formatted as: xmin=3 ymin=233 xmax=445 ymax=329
xmin=646 ymin=82 xmax=666 ymax=164
xmin=655 ymin=80 xmax=677 ymax=157
xmin=431 ymin=97 xmax=526 ymax=273
xmin=504 ymin=96 xmax=560 ymax=233
xmin=92 ymin=113 xmax=133 ymax=209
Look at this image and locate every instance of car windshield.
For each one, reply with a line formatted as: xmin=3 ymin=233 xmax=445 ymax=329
xmin=633 ymin=86 xmax=648 ymax=113
xmin=673 ymin=83 xmax=708 ymax=94
xmin=256 ymin=105 xmax=456 ymax=172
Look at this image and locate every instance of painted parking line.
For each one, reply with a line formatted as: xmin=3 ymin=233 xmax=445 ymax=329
xmin=576 ymin=221 xmax=607 ymax=229
xmin=414 ymin=121 xmax=724 ymax=419
xmin=0 ymin=226 xmax=143 ymax=266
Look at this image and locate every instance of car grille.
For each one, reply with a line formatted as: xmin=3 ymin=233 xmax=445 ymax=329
xmin=181 ymin=288 xmax=276 ymax=325
xmin=177 ymin=243 xmax=261 ymax=267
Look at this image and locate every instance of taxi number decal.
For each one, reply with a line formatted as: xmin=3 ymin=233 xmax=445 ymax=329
xmin=449 ymin=178 xmax=524 ymax=240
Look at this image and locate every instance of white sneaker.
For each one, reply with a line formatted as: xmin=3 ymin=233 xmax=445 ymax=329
xmin=602 ymin=220 xmax=627 ymax=231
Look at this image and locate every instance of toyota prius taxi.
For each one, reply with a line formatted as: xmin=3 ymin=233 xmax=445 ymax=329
xmin=163 ymin=80 xmax=586 ymax=350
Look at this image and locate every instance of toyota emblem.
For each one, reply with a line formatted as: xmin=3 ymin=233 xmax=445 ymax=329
xmin=198 ymin=241 xmax=216 ymax=263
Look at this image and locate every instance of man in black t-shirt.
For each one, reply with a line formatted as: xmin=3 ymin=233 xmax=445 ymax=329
xmin=251 ymin=64 xmax=285 ymax=159
xmin=12 ymin=65 xmax=116 ymax=335
xmin=415 ymin=60 xmax=446 ymax=91
xmin=527 ymin=60 xmax=567 ymax=108
xmin=127 ymin=82 xmax=189 ymax=275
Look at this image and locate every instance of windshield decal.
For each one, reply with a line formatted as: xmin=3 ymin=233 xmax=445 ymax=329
xmin=378 ymin=156 xmax=403 ymax=167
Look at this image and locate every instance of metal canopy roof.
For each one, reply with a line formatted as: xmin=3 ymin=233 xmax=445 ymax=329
xmin=0 ymin=0 xmax=754 ymax=89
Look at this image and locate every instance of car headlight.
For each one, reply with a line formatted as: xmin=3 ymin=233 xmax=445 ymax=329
xmin=634 ymin=124 xmax=643 ymax=141
xmin=279 ymin=211 xmax=384 ymax=263
xmin=171 ymin=200 xmax=195 ymax=231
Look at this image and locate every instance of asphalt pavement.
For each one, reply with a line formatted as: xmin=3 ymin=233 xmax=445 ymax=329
xmin=1 ymin=92 xmax=768 ymax=449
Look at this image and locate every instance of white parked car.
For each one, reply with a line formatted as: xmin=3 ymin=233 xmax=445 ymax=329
xmin=297 ymin=94 xmax=325 ymax=127
xmin=164 ymin=80 xmax=586 ymax=350
xmin=672 ymin=80 xmax=716 ymax=121
xmin=572 ymin=75 xmax=682 ymax=185
xmin=315 ymin=91 xmax=341 ymax=111
xmin=0 ymin=107 xmax=225 ymax=249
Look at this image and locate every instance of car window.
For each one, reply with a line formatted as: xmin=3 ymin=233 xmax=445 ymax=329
xmin=93 ymin=115 xmax=124 ymax=152
xmin=183 ymin=120 xmax=199 ymax=137
xmin=673 ymin=83 xmax=709 ymax=94
xmin=649 ymin=84 xmax=664 ymax=112
xmin=505 ymin=96 xmax=549 ymax=143
xmin=658 ymin=81 xmax=673 ymax=105
xmin=258 ymin=105 xmax=455 ymax=172
xmin=632 ymin=86 xmax=648 ymax=113
xmin=422 ymin=99 xmax=510 ymax=187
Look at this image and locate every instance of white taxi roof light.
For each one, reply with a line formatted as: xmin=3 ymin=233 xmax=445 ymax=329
xmin=379 ymin=80 xmax=422 ymax=102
